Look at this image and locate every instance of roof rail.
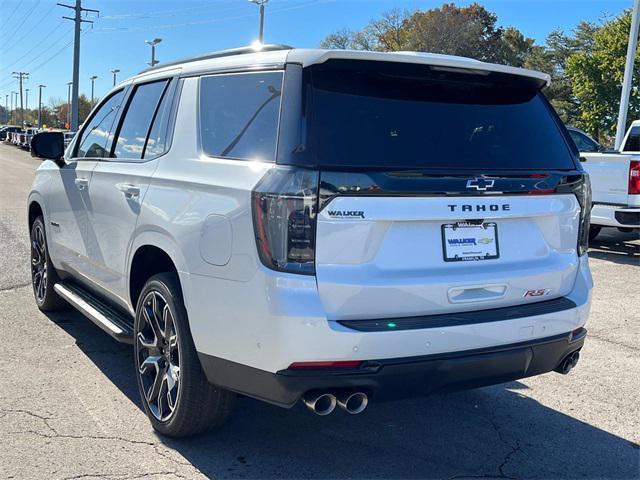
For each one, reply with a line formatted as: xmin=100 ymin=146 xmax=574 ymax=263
xmin=138 ymin=44 xmax=294 ymax=74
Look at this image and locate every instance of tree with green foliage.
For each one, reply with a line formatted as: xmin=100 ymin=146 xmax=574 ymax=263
xmin=566 ymin=10 xmax=639 ymax=141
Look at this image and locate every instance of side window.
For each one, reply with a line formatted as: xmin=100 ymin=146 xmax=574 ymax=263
xmin=75 ymin=90 xmax=125 ymax=158
xmin=199 ymin=71 xmax=283 ymax=161
xmin=622 ymin=127 xmax=640 ymax=152
xmin=143 ymin=81 xmax=174 ymax=159
xmin=112 ymin=80 xmax=168 ymax=160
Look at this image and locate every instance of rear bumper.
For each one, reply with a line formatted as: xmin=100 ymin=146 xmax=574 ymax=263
xmin=199 ymin=328 xmax=586 ymax=408
xmin=591 ymin=203 xmax=640 ymax=228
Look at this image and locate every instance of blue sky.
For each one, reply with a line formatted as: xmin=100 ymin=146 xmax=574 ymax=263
xmin=0 ymin=0 xmax=631 ymax=105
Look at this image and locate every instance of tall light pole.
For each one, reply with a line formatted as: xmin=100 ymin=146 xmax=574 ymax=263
xmin=37 ymin=85 xmax=46 ymax=129
xmin=89 ymin=75 xmax=97 ymax=108
xmin=4 ymin=95 xmax=8 ymax=124
xmin=110 ymin=68 xmax=120 ymax=86
xmin=145 ymin=38 xmax=162 ymax=67
xmin=25 ymin=88 xmax=29 ymax=112
xmin=67 ymin=81 xmax=73 ymax=129
xmin=249 ymin=0 xmax=269 ymax=43
xmin=11 ymin=91 xmax=16 ymax=124
xmin=614 ymin=0 xmax=639 ymax=149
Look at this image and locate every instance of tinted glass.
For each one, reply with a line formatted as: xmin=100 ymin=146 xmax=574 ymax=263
xmin=112 ymin=80 xmax=168 ymax=160
xmin=199 ymin=71 xmax=283 ymax=161
xmin=76 ymin=90 xmax=125 ymax=158
xmin=569 ymin=130 xmax=598 ymax=152
xmin=622 ymin=126 xmax=640 ymax=152
xmin=143 ymin=81 xmax=174 ymax=159
xmin=296 ymin=61 xmax=575 ymax=170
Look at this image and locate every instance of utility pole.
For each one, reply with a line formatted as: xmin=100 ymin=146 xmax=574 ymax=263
xmin=615 ymin=0 xmax=639 ymax=149
xmin=67 ymin=81 xmax=73 ymax=128
xmin=110 ymin=68 xmax=119 ymax=86
xmin=249 ymin=0 xmax=269 ymax=43
xmin=89 ymin=75 xmax=97 ymax=107
xmin=10 ymin=91 xmax=16 ymax=124
xmin=37 ymin=85 xmax=46 ymax=129
xmin=59 ymin=0 xmax=99 ymax=132
xmin=12 ymin=72 xmax=28 ymax=127
xmin=145 ymin=38 xmax=162 ymax=67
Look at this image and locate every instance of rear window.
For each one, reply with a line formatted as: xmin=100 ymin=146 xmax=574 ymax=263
xmin=294 ymin=60 xmax=576 ymax=170
xmin=622 ymin=126 xmax=640 ymax=152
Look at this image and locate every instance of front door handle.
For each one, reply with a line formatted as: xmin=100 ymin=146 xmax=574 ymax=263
xmin=116 ymin=183 xmax=140 ymax=199
xmin=74 ymin=178 xmax=89 ymax=190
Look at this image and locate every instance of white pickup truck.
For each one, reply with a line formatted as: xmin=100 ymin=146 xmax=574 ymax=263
xmin=569 ymin=122 xmax=640 ymax=240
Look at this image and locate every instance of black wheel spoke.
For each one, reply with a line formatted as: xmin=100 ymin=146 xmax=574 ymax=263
xmin=30 ymin=223 xmax=48 ymax=303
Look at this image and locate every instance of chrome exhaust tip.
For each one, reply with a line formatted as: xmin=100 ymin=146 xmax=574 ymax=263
xmin=337 ymin=391 xmax=369 ymax=415
xmin=303 ymin=393 xmax=337 ymax=416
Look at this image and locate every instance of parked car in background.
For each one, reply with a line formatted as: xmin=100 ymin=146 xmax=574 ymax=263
xmin=576 ymin=120 xmax=640 ymax=239
xmin=567 ymin=126 xmax=614 ymax=153
xmin=23 ymin=128 xmax=41 ymax=150
xmin=63 ymin=131 xmax=75 ymax=150
xmin=1 ymin=126 xmax=22 ymax=142
xmin=28 ymin=46 xmax=592 ymax=437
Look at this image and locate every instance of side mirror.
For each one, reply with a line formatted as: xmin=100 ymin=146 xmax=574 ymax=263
xmin=30 ymin=132 xmax=65 ymax=164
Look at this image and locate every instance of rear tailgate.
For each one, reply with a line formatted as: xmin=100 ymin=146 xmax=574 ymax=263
xmin=316 ymin=192 xmax=580 ymax=320
xmin=580 ymin=152 xmax=632 ymax=205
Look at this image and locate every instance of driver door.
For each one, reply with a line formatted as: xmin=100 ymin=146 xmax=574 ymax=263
xmin=45 ymin=89 xmax=127 ymax=278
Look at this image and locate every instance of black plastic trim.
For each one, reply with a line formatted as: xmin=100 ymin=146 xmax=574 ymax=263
xmin=198 ymin=330 xmax=586 ymax=408
xmin=615 ymin=210 xmax=640 ymax=226
xmin=338 ymin=297 xmax=577 ymax=332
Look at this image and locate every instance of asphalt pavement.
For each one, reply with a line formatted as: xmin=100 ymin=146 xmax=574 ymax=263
xmin=0 ymin=142 xmax=638 ymax=480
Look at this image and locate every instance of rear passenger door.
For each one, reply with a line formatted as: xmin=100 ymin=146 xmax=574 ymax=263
xmin=84 ymin=78 xmax=176 ymax=307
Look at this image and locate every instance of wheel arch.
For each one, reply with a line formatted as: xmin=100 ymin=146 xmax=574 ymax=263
xmin=28 ymin=198 xmax=44 ymax=229
xmin=127 ymin=230 xmax=189 ymax=311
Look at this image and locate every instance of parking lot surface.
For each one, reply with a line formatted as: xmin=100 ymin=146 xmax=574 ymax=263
xmin=0 ymin=142 xmax=638 ymax=480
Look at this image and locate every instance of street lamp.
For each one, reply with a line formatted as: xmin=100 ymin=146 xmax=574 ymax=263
xmin=145 ymin=38 xmax=162 ymax=67
xmin=11 ymin=91 xmax=17 ymax=124
xmin=25 ymin=88 xmax=29 ymax=112
xmin=37 ymin=85 xmax=46 ymax=129
xmin=66 ymin=81 xmax=73 ymax=129
xmin=110 ymin=68 xmax=120 ymax=86
xmin=249 ymin=0 xmax=269 ymax=44
xmin=4 ymin=95 xmax=8 ymax=124
xmin=89 ymin=75 xmax=98 ymax=108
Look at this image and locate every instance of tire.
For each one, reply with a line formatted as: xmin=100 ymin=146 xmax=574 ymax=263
xmin=588 ymin=226 xmax=601 ymax=242
xmin=134 ymin=272 xmax=235 ymax=437
xmin=30 ymin=216 xmax=67 ymax=312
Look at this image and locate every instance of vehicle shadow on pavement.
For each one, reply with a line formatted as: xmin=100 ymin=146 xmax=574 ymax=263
xmin=588 ymin=228 xmax=639 ymax=266
xmin=45 ymin=309 xmax=639 ymax=480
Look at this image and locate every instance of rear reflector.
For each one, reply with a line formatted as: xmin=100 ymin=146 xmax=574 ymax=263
xmin=288 ymin=361 xmax=362 ymax=370
xmin=629 ymin=161 xmax=640 ymax=195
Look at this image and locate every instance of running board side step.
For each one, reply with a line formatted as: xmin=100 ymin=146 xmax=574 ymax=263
xmin=54 ymin=282 xmax=134 ymax=344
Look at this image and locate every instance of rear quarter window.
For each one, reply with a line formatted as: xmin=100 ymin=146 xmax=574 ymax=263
xmin=199 ymin=71 xmax=283 ymax=161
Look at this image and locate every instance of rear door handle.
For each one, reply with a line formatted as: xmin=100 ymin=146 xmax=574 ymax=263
xmin=74 ymin=178 xmax=89 ymax=190
xmin=116 ymin=183 xmax=140 ymax=199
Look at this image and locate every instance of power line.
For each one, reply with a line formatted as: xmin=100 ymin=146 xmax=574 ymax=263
xmin=1 ymin=21 xmax=68 ymax=72
xmin=101 ymin=2 xmax=235 ymax=21
xmin=1 ymin=0 xmax=25 ymax=27
xmin=0 ymin=2 xmax=57 ymax=51
xmin=2 ymin=0 xmax=41 ymax=44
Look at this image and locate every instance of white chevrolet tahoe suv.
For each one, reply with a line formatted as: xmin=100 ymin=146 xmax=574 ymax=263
xmin=28 ymin=46 xmax=593 ymax=437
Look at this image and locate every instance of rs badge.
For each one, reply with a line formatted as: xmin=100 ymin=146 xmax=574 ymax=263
xmin=523 ymin=289 xmax=552 ymax=297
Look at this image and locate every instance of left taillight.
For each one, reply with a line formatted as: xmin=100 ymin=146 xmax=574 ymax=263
xmin=251 ymin=166 xmax=319 ymax=275
xmin=629 ymin=160 xmax=640 ymax=195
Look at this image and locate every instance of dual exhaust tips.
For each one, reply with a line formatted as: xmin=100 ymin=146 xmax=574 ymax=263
xmin=555 ymin=350 xmax=580 ymax=375
xmin=303 ymin=391 xmax=369 ymax=416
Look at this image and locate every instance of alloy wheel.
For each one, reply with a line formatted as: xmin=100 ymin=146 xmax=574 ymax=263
xmin=31 ymin=223 xmax=47 ymax=303
xmin=136 ymin=291 xmax=181 ymax=422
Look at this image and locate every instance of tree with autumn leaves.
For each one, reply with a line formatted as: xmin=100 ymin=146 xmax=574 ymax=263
xmin=321 ymin=4 xmax=639 ymax=144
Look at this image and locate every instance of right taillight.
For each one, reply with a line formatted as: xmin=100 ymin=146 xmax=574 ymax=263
xmin=629 ymin=161 xmax=640 ymax=194
xmin=252 ymin=166 xmax=319 ymax=275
